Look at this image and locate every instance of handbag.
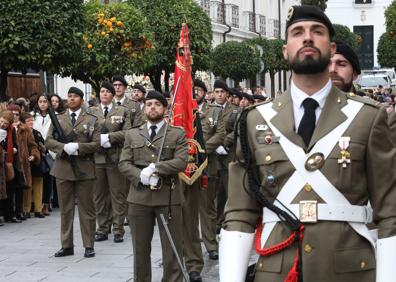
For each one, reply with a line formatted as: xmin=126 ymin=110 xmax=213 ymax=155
xmin=40 ymin=153 xmax=54 ymax=174
xmin=5 ymin=162 xmax=15 ymax=181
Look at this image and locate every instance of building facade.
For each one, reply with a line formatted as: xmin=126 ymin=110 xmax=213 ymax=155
xmin=326 ymin=0 xmax=393 ymax=70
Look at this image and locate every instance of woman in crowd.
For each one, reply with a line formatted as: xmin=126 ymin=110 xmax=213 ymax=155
xmin=0 ymin=111 xmax=12 ymax=225
xmin=21 ymin=112 xmax=46 ymax=218
xmin=0 ymin=109 xmax=21 ymax=222
xmin=32 ymin=94 xmax=53 ymax=215
xmin=50 ymin=94 xmax=65 ymax=113
xmin=7 ymin=104 xmax=40 ymax=221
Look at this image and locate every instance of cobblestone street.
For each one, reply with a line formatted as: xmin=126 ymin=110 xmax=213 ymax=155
xmin=0 ymin=209 xmax=221 ymax=282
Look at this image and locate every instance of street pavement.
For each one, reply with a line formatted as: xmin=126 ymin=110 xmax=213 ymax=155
xmin=0 ymin=209 xmax=223 ymax=282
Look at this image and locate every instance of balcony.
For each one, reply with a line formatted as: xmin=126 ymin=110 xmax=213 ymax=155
xmin=210 ymin=1 xmax=225 ymax=25
xmin=268 ymin=19 xmax=280 ymax=38
xmin=225 ymin=4 xmax=239 ymax=28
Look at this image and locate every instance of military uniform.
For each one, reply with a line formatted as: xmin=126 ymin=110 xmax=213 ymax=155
xmin=221 ymin=87 xmax=396 ymax=282
xmin=118 ymin=123 xmax=188 ymax=282
xmin=215 ymin=102 xmax=239 ymax=230
xmin=182 ymin=102 xmax=207 ymax=277
xmin=45 ymin=109 xmax=100 ymax=250
xmin=389 ymin=111 xmax=396 ymax=146
xmin=88 ymin=103 xmax=131 ymax=239
xmin=114 ymin=96 xmax=143 ymax=127
xmin=199 ymin=102 xmax=225 ymax=254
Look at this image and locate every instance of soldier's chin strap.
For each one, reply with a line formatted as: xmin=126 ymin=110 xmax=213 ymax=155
xmin=237 ymin=109 xmax=304 ymax=282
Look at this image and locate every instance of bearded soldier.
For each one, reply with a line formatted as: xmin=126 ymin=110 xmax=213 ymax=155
xmin=219 ymin=5 xmax=396 ymax=282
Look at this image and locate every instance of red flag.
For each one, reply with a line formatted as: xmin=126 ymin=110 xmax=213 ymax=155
xmin=171 ymin=23 xmax=207 ymax=185
xmin=171 ymin=23 xmax=196 ymax=139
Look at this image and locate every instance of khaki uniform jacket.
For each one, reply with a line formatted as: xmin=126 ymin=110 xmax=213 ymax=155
xmin=88 ymin=103 xmax=131 ymax=165
xmin=389 ymin=111 xmax=396 ymax=146
xmin=224 ymin=87 xmax=396 ymax=282
xmin=202 ymin=103 xmax=225 ymax=154
xmin=117 ymin=97 xmax=143 ymax=127
xmin=45 ymin=110 xmax=100 ymax=181
xmin=118 ymin=123 xmax=188 ymax=206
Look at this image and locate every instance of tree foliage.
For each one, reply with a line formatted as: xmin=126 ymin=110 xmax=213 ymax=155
xmin=0 ymin=0 xmax=84 ymax=101
xmin=377 ymin=1 xmax=396 ymax=69
xmin=249 ymin=37 xmax=288 ymax=97
xmin=211 ymin=41 xmax=260 ymax=86
xmin=377 ymin=33 xmax=396 ymax=69
xmin=59 ymin=0 xmax=154 ymax=94
xmin=129 ymin=0 xmax=212 ymax=91
xmin=332 ymin=24 xmax=361 ymax=49
xmin=301 ymin=0 xmax=328 ymax=11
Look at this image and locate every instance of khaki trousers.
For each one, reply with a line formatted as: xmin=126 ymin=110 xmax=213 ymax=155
xmin=23 ymin=177 xmax=43 ymax=213
xmin=56 ymin=178 xmax=96 ymax=249
xmin=182 ymin=180 xmax=204 ymax=273
xmin=94 ymin=166 xmax=128 ymax=236
xmin=199 ymin=155 xmax=218 ymax=252
xmin=128 ymin=203 xmax=183 ymax=282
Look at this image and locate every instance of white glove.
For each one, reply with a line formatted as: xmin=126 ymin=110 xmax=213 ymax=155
xmin=140 ymin=163 xmax=157 ymax=185
xmin=219 ymin=229 xmax=254 ymax=282
xmin=63 ymin=143 xmax=79 ymax=156
xmin=376 ymin=235 xmax=396 ymax=282
xmin=100 ymin=134 xmax=111 ymax=148
xmin=149 ymin=174 xmax=159 ymax=186
xmin=216 ymin=145 xmax=228 ymax=155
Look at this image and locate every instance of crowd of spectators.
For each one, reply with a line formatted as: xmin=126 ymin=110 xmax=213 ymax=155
xmin=0 ymin=93 xmax=66 ymax=226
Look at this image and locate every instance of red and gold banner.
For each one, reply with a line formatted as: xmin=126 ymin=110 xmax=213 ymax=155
xmin=171 ymin=23 xmax=207 ymax=185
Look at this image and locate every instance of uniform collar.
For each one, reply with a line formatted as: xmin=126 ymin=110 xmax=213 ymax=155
xmin=68 ymin=108 xmax=82 ymax=119
xmin=114 ymin=96 xmax=125 ymax=104
xmin=147 ymin=119 xmax=165 ymax=132
xmin=291 ymin=79 xmax=332 ymax=110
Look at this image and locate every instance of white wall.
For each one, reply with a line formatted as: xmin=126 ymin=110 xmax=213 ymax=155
xmin=326 ymin=0 xmax=393 ymax=68
xmin=53 ymin=75 xmax=92 ymax=101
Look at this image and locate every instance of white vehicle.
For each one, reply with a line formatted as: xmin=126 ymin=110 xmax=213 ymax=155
xmin=356 ymin=73 xmax=394 ymax=92
xmin=362 ymin=68 xmax=396 ymax=85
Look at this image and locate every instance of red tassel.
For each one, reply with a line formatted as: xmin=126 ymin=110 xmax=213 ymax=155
xmin=255 ymin=221 xmax=305 ymax=282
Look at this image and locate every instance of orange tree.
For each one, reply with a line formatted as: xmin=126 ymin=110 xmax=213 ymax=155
xmin=0 ymin=0 xmax=84 ymax=101
xmin=377 ymin=1 xmax=396 ymax=69
xmin=59 ymin=0 xmax=154 ymax=94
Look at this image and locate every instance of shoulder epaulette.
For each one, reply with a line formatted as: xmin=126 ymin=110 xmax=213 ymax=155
xmin=346 ymin=92 xmax=380 ymax=108
xmin=85 ymin=111 xmax=98 ymax=117
xmin=169 ymin=125 xmax=184 ymax=131
xmin=245 ymin=99 xmax=272 ymax=111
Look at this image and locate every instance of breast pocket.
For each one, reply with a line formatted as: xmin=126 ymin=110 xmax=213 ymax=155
xmin=254 ymin=146 xmax=291 ymax=197
xmin=161 ymin=143 xmax=176 ymax=160
xmin=130 ymin=141 xmax=146 ymax=162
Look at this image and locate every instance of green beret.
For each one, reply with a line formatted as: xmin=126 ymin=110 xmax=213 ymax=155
xmin=68 ymin=87 xmax=84 ymax=98
xmin=334 ymin=40 xmax=361 ymax=74
xmin=112 ymin=75 xmax=128 ymax=87
xmin=132 ymin=84 xmax=146 ymax=94
xmin=286 ymin=5 xmax=335 ymax=38
xmin=213 ymin=80 xmax=229 ymax=92
xmin=101 ymin=81 xmax=116 ymax=96
xmin=145 ymin=90 xmax=168 ymax=107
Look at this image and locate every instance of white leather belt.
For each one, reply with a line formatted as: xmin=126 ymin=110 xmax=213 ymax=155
xmin=263 ymin=204 xmax=373 ymax=224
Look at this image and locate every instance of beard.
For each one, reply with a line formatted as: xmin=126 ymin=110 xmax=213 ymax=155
xmin=146 ymin=111 xmax=164 ymax=123
xmin=330 ymin=74 xmax=353 ymax=92
xmin=290 ymin=45 xmax=330 ymax=74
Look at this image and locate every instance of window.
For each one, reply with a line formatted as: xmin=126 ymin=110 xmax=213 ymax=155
xmin=258 ymin=15 xmax=266 ymax=35
xmin=231 ymin=5 xmax=239 ymax=28
xmin=248 ymin=12 xmax=255 ymax=32
xmin=355 ymin=0 xmax=372 ymax=4
xmin=353 ymin=25 xmax=374 ymax=69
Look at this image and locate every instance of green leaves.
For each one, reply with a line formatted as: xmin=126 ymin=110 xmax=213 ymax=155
xmin=333 ymin=24 xmax=360 ymax=49
xmin=0 ymin=0 xmax=84 ymax=71
xmin=211 ymin=41 xmax=260 ymax=84
xmin=377 ymin=1 xmax=396 ymax=69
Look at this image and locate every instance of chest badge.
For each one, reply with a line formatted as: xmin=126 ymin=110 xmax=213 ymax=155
xmin=305 ymin=152 xmax=325 ymax=171
xmin=337 ymin=136 xmax=351 ymax=168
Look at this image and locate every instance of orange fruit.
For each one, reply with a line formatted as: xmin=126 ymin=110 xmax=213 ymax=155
xmin=87 ymin=44 xmax=93 ymax=49
xmin=116 ymin=21 xmax=123 ymax=27
xmin=101 ymin=31 xmax=106 ymax=36
xmin=98 ymin=18 xmax=104 ymax=24
xmin=109 ymin=27 xmax=114 ymax=32
xmin=110 ymin=17 xmax=116 ymax=22
xmin=98 ymin=12 xmax=105 ymax=18
xmin=106 ymin=21 xmax=113 ymax=28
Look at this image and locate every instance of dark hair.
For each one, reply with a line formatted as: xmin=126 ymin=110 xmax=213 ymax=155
xmin=20 ymin=112 xmax=33 ymax=123
xmin=49 ymin=94 xmax=65 ymax=113
xmin=7 ymin=103 xmax=21 ymax=113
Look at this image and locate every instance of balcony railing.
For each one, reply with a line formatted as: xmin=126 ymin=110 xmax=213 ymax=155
xmin=210 ymin=1 xmax=225 ymax=25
